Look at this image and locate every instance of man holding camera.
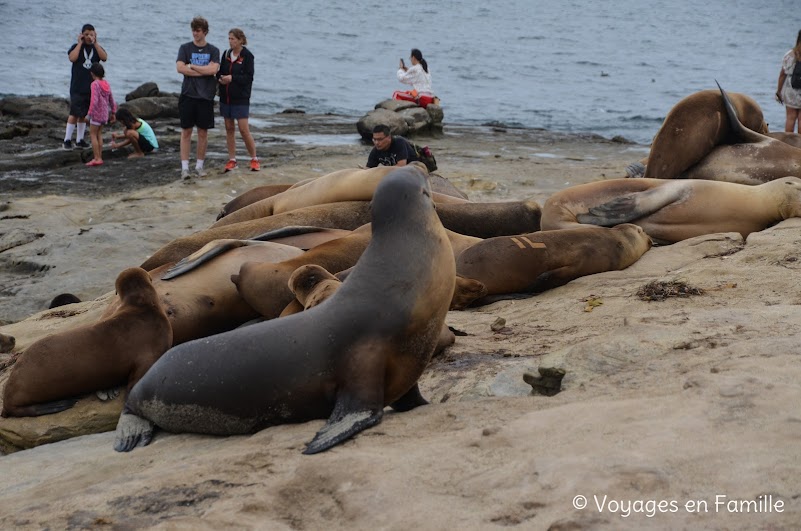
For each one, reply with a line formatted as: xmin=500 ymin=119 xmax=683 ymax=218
xmin=64 ymin=24 xmax=107 ymax=150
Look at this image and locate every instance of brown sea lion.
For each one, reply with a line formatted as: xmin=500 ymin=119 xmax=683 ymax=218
xmin=2 ymin=268 xmax=172 ymax=418
xmin=675 ymin=84 xmax=801 ymax=184
xmin=232 ymin=226 xmax=374 ymax=319
xmin=541 ymin=177 xmax=801 ymax=244
xmin=141 ymin=199 xmax=542 ymax=271
xmin=211 ymin=163 xmax=438 ymax=227
xmin=138 ymin=240 xmax=304 ymax=345
xmin=216 ymin=184 xmax=293 ymax=221
xmin=642 ymin=88 xmax=767 ymax=180
xmin=215 ymin=174 xmax=469 ymax=221
xmin=114 ymin=165 xmax=456 ymax=454
xmin=455 ymin=224 xmax=651 ymax=298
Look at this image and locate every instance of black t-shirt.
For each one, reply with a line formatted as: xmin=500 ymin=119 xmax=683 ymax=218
xmin=68 ymin=43 xmax=102 ymax=95
xmin=366 ymin=136 xmax=418 ymax=168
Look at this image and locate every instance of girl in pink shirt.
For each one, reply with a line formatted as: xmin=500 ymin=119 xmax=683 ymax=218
xmin=85 ymin=63 xmax=116 ymax=166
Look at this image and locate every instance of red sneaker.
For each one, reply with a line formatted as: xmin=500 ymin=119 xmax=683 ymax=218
xmin=224 ymin=159 xmax=238 ymax=172
xmin=250 ymin=158 xmax=260 ymax=172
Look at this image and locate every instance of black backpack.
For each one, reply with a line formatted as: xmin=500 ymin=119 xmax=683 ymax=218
xmin=412 ymin=143 xmax=438 ymax=172
xmin=792 ymin=60 xmax=801 ymax=89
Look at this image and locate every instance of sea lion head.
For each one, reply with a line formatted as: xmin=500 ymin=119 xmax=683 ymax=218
xmin=115 ymin=267 xmax=159 ymax=308
xmin=370 ymin=165 xmax=434 ymax=230
xmin=775 ymin=177 xmax=801 ymax=219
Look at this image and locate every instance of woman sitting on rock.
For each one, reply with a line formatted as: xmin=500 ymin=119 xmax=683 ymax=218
xmin=393 ymin=48 xmax=439 ymax=108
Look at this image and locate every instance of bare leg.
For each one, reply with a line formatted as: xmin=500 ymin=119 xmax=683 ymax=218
xmin=125 ymin=129 xmax=144 ymax=157
xmin=224 ymin=118 xmax=236 ymax=159
xmin=237 ymin=117 xmax=257 ymax=159
xmin=196 ymin=128 xmax=209 ymax=161
xmin=90 ymin=124 xmax=103 ymax=161
xmin=784 ymin=107 xmax=800 ymax=133
xmin=180 ymin=128 xmax=193 ymax=162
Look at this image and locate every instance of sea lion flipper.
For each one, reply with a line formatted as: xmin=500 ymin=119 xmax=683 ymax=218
xmin=577 ymin=185 xmax=684 ymax=226
xmin=96 ymin=387 xmax=122 ymax=401
xmin=6 ymin=398 xmax=79 ymax=417
xmin=303 ymin=404 xmax=383 ymax=455
xmin=162 ymin=239 xmax=248 ymax=280
xmin=390 ymin=383 xmax=429 ymax=412
xmin=113 ymin=412 xmax=155 ymax=452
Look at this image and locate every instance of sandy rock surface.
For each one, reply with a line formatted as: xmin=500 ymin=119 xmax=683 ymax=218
xmin=2 ymin=113 xmax=797 ymax=529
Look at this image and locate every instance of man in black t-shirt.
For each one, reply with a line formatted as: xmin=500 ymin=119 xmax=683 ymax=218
xmin=366 ymin=124 xmax=418 ymax=168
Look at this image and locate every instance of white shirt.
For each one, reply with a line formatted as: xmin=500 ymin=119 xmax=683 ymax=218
xmin=781 ymin=50 xmax=801 ymax=109
xmin=397 ymin=64 xmax=433 ymax=95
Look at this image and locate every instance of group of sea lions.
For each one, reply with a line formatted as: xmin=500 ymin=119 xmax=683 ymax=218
xmin=2 ymin=84 xmax=801 ymax=454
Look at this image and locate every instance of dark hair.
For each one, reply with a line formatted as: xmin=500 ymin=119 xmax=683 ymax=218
xmin=191 ymin=16 xmax=209 ymax=34
xmin=115 ymin=108 xmax=137 ymax=128
xmin=81 ymin=24 xmax=95 ymax=33
xmin=411 ymin=48 xmax=428 ymax=73
xmin=372 ymin=124 xmax=391 ymax=136
xmin=90 ymin=63 xmax=105 ymax=79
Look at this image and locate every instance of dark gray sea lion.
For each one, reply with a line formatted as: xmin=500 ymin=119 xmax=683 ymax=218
xmin=48 ymin=293 xmax=82 ymax=309
xmin=114 ymin=165 xmax=456 ymax=454
xmin=0 ymin=333 xmax=15 ymax=354
xmin=541 ymin=176 xmax=801 ymax=244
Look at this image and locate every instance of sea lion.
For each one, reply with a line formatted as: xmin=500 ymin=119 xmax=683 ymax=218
xmin=2 ymin=268 xmax=172 ymax=418
xmin=232 ymin=226 xmax=374 ymax=319
xmin=215 ymin=174 xmax=469 ymax=221
xmin=139 ymin=240 xmax=304 ymax=345
xmin=114 ymin=164 xmax=456 ymax=454
xmin=455 ymin=224 xmax=651 ymax=298
xmin=211 ymin=163 xmax=442 ymax=227
xmin=0 ymin=332 xmax=15 ymax=354
xmin=642 ymin=88 xmax=767 ymax=180
xmin=216 ymin=184 xmax=293 ymax=221
xmin=674 ymin=84 xmax=801 ymax=184
xmin=286 ymin=264 xmax=457 ymax=354
xmin=541 ymin=177 xmax=801 ymax=244
xmin=142 ymin=199 xmax=542 ymax=271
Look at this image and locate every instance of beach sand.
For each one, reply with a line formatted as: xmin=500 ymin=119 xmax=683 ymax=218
xmin=0 ymin=113 xmax=798 ymax=529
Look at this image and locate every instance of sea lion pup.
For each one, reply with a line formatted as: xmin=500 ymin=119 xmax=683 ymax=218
xmin=455 ymin=224 xmax=651 ymax=299
xmin=642 ymin=88 xmax=767 ymax=180
xmin=211 ymin=163 xmax=433 ymax=228
xmin=675 ymin=83 xmax=801 ymax=184
xmin=232 ymin=225 xmax=374 ymax=319
xmin=0 ymin=333 xmax=14 ymax=354
xmin=541 ymin=177 xmax=801 ymax=244
xmin=114 ymin=165 xmax=456 ymax=454
xmin=216 ymin=184 xmax=293 ymax=221
xmin=2 ymin=268 xmax=172 ymax=418
xmin=143 ymin=199 xmax=542 ymax=271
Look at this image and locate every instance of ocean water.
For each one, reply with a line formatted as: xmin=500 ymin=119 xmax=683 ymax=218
xmin=0 ymin=0 xmax=797 ymax=144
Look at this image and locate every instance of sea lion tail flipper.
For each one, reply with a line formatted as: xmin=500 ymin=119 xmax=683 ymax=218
xmin=577 ymin=185 xmax=683 ymax=226
xmin=96 ymin=386 xmax=123 ymax=401
xmin=113 ymin=411 xmax=155 ymax=452
xmin=162 ymin=239 xmax=248 ymax=280
xmin=715 ymin=80 xmax=764 ymax=143
xmin=303 ymin=402 xmax=383 ymax=455
xmin=5 ymin=398 xmax=79 ymax=417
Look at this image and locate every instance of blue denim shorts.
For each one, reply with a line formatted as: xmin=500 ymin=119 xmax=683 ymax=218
xmin=220 ymin=103 xmax=250 ymax=119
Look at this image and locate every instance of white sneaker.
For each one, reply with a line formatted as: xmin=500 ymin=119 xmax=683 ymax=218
xmin=181 ymin=169 xmax=191 ymax=180
xmin=195 ymin=167 xmax=207 ymax=177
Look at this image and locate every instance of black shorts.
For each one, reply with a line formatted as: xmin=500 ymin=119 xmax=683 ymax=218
xmin=138 ymin=135 xmax=155 ymax=153
xmin=69 ymin=93 xmax=91 ymax=118
xmin=179 ymin=96 xmax=215 ymax=130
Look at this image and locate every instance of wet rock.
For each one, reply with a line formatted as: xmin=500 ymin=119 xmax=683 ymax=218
xmin=125 ymin=82 xmax=160 ymax=101
xmin=118 ymin=96 xmax=180 ymax=120
xmin=357 ymin=99 xmax=444 ymax=141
